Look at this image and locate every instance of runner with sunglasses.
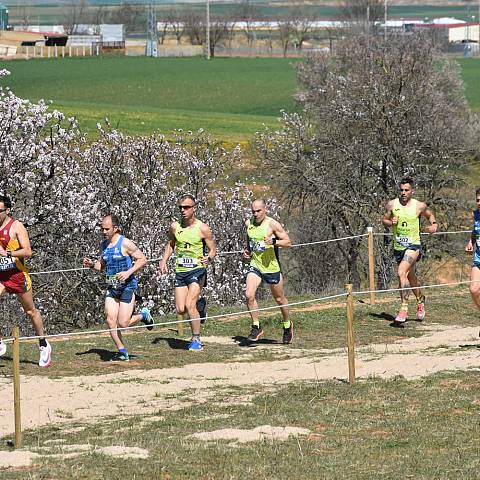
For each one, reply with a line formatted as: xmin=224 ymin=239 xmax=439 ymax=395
xmin=159 ymin=194 xmax=216 ymax=351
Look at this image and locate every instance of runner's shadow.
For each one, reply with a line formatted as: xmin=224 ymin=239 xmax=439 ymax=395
xmin=152 ymin=337 xmax=190 ymax=350
xmin=75 ymin=348 xmax=138 ymax=362
xmin=232 ymin=335 xmax=279 ymax=347
xmin=0 ymin=355 xmax=38 ymax=366
xmin=369 ymin=312 xmax=396 ymax=322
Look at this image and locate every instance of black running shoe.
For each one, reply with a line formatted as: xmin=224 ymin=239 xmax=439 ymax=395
xmin=197 ymin=297 xmax=207 ymax=325
xmin=282 ymin=322 xmax=294 ymax=344
xmin=247 ymin=326 xmax=264 ymax=342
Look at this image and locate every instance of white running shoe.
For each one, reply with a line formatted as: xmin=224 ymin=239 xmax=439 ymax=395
xmin=0 ymin=341 xmax=6 ymax=357
xmin=39 ymin=340 xmax=52 ymax=368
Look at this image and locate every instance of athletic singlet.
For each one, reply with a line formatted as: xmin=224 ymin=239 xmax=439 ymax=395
xmin=247 ymin=217 xmax=280 ymax=274
xmin=472 ymin=209 xmax=480 ymax=265
xmin=175 ymin=220 xmax=206 ymax=273
xmin=392 ymin=198 xmax=421 ymax=251
xmin=0 ymin=218 xmax=28 ymax=279
xmin=101 ymin=235 xmax=137 ymax=290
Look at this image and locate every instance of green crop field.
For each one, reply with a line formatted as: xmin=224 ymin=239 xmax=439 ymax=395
xmin=0 ymin=56 xmax=479 ymax=141
xmin=0 ymin=56 xmax=301 ymax=141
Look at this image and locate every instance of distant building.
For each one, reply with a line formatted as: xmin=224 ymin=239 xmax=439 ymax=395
xmin=0 ymin=4 xmax=7 ymax=30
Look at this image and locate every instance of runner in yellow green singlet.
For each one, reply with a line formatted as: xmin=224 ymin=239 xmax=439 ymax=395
xmin=159 ymin=194 xmax=216 ymax=351
xmin=383 ymin=177 xmax=437 ymax=325
xmin=244 ymin=198 xmax=293 ymax=344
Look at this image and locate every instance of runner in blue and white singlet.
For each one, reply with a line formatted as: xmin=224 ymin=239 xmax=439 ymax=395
xmin=83 ymin=214 xmax=152 ymax=361
xmin=465 ymin=190 xmax=480 ymax=336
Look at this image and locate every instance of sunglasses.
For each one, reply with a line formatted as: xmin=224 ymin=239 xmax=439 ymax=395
xmin=179 ymin=205 xmax=194 ymax=210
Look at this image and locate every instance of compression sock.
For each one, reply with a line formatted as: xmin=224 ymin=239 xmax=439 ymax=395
xmin=39 ymin=338 xmax=47 ymax=348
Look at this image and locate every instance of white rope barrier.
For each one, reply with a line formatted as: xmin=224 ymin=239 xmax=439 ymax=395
xmin=374 ymin=230 xmax=471 ymax=237
xmin=352 ymin=279 xmax=475 ymax=297
xmin=25 ymin=233 xmax=369 ymax=276
xmin=2 ymin=291 xmax=348 ymax=343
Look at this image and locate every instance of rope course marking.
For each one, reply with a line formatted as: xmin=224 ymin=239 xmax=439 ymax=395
xmin=2 ymin=292 xmax=348 ymax=343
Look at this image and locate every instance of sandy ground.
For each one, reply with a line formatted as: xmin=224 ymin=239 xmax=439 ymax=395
xmin=0 ymin=323 xmax=478 ymax=443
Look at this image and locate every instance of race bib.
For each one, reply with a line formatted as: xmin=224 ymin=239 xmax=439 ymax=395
xmin=106 ymin=274 xmax=123 ymax=289
xmin=395 ymin=236 xmax=412 ymax=248
xmin=476 ymin=238 xmax=480 ymax=248
xmin=178 ymin=256 xmax=198 ymax=269
xmin=0 ymin=256 xmax=16 ymax=271
xmin=249 ymin=240 xmax=266 ymax=252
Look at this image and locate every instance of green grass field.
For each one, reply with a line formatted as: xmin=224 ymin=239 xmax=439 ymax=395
xmin=6 ymin=2 xmax=479 ymax=25
xmin=0 ymin=56 xmax=300 ymax=140
xmin=1 ymin=288 xmax=479 ymax=478
xmin=1 ymin=56 xmax=479 ymax=142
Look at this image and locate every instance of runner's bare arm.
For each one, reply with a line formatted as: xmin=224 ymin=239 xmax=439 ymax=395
xmin=242 ymin=219 xmax=251 ymax=260
xmin=116 ymin=239 xmax=147 ymax=282
xmin=420 ymin=202 xmax=438 ymax=234
xmin=200 ymin=223 xmax=216 ymax=266
xmin=3 ymin=222 xmax=33 ymax=258
xmin=466 ymin=211 xmax=475 ymax=253
xmin=382 ymin=201 xmax=396 ymax=227
xmin=159 ymin=223 xmax=176 ymax=274
xmin=266 ymin=220 xmax=292 ymax=247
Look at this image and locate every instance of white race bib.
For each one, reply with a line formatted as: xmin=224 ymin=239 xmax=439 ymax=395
xmin=178 ymin=256 xmax=198 ymax=268
xmin=106 ymin=274 xmax=124 ymax=289
xmin=0 ymin=256 xmax=16 ymax=271
xmin=250 ymin=240 xmax=266 ymax=252
xmin=395 ymin=236 xmax=412 ymax=248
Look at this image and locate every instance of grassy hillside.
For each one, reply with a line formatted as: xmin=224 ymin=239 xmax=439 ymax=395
xmin=1 ymin=56 xmax=479 ymax=140
xmin=0 ymin=56 xmax=300 ymax=140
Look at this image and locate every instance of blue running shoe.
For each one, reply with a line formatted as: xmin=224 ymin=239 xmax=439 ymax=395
xmin=188 ymin=336 xmax=204 ymax=351
xmin=197 ymin=297 xmax=207 ymax=325
xmin=141 ymin=307 xmax=154 ymax=331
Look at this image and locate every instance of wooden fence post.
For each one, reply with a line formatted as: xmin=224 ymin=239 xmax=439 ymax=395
xmin=12 ymin=326 xmax=22 ymax=448
xmin=367 ymin=227 xmax=376 ymax=305
xmin=346 ymin=284 xmax=356 ymax=385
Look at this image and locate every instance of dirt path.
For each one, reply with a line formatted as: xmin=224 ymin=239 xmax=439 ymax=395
xmin=0 ymin=324 xmax=478 ymax=438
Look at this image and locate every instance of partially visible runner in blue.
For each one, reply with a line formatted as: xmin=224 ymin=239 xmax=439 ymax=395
xmin=83 ymin=214 xmax=153 ymax=361
xmin=464 ymin=187 xmax=480 ymax=337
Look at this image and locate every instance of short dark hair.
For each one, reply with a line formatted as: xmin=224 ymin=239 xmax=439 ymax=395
xmin=399 ymin=177 xmax=414 ymax=188
xmin=475 ymin=187 xmax=480 ymax=197
xmin=0 ymin=195 xmax=12 ymax=209
xmin=103 ymin=213 xmax=121 ymax=229
xmin=178 ymin=194 xmax=196 ymax=205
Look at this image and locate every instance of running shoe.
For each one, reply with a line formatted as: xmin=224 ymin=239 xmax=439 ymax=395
xmin=38 ymin=340 xmax=52 ymax=368
xmin=282 ymin=322 xmax=294 ymax=344
xmin=247 ymin=326 xmax=264 ymax=342
xmin=394 ymin=309 xmax=408 ymax=324
xmin=188 ymin=337 xmax=204 ymax=351
xmin=0 ymin=341 xmax=6 ymax=357
xmin=111 ymin=351 xmax=129 ymax=362
xmin=416 ymin=296 xmax=426 ymax=321
xmin=197 ymin=297 xmax=207 ymax=325
xmin=141 ymin=307 xmax=154 ymax=331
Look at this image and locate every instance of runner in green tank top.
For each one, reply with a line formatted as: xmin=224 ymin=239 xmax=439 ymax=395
xmin=159 ymin=194 xmax=216 ymax=351
xmin=383 ymin=177 xmax=437 ymax=325
xmin=243 ymin=198 xmax=293 ymax=344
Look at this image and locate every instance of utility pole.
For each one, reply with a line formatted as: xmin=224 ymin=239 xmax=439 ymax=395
xmin=146 ymin=2 xmax=158 ymax=57
xmin=206 ymin=0 xmax=210 ymax=59
xmin=384 ymin=0 xmax=387 ymax=40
